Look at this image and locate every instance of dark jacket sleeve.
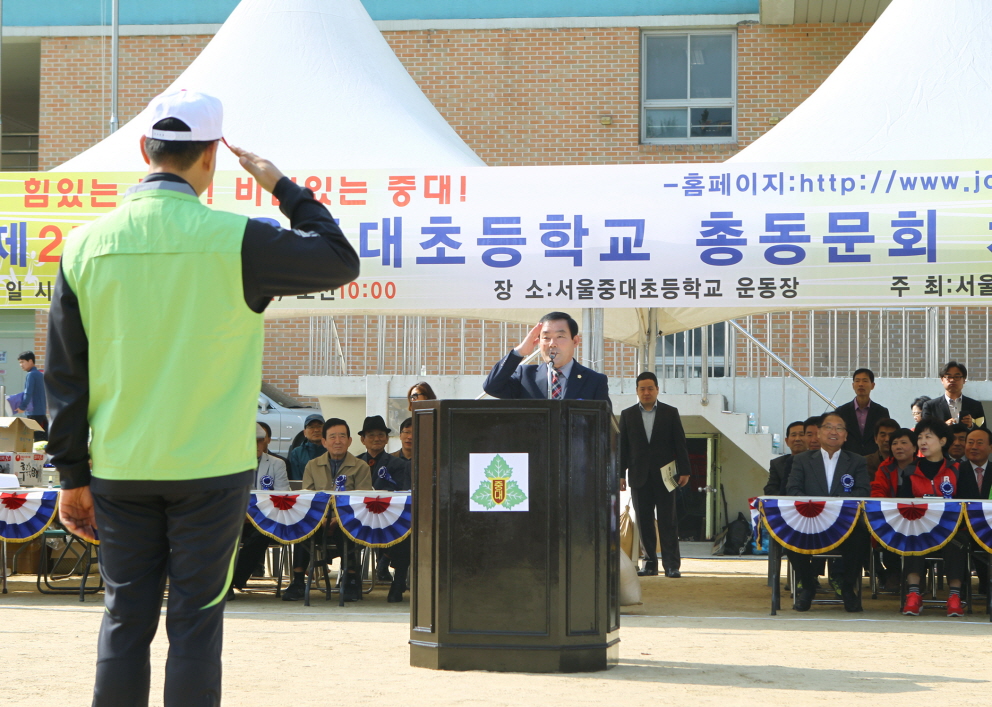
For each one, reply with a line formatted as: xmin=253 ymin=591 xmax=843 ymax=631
xmin=483 ymin=349 xmax=525 ymax=399
xmin=44 ymin=266 xmax=92 ymax=489
xmin=786 ymin=454 xmax=808 ymax=495
xmin=670 ymin=408 xmax=691 ymax=479
xmin=764 ymin=457 xmax=785 ymax=496
xmin=618 ymin=410 xmax=629 ymax=483
xmin=851 ymin=453 xmax=871 ymax=496
xmin=241 ymin=177 xmax=360 ymax=313
xmin=591 ymin=371 xmax=611 ymax=405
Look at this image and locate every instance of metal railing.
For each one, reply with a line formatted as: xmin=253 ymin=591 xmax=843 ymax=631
xmin=306 ymin=314 xmax=641 ymax=381
xmin=1 ymin=132 xmax=39 ymax=171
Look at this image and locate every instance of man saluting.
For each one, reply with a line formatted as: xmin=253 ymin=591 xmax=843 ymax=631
xmin=484 ymin=311 xmax=609 ymax=402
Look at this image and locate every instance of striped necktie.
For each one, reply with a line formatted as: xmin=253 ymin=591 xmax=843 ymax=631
xmin=551 ymin=367 xmax=564 ymax=400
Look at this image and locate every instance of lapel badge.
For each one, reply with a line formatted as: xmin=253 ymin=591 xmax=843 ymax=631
xmin=577 ymin=374 xmax=582 ymax=378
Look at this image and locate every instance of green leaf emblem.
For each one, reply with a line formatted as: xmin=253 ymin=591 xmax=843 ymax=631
xmin=501 ymin=480 xmax=528 ymax=509
xmin=485 ymin=454 xmax=513 ymax=480
xmin=472 ymin=479 xmax=497 ymax=509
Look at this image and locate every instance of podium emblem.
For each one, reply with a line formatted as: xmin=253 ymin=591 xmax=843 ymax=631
xmin=469 ymin=452 xmax=529 ymax=512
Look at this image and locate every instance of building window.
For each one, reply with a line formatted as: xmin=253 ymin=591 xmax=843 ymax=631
xmin=641 ymin=31 xmax=736 ymax=144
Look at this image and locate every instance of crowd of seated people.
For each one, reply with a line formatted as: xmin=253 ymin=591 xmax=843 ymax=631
xmin=231 ymin=380 xmax=438 ymax=604
xmin=767 ymin=360 xmax=991 ymax=616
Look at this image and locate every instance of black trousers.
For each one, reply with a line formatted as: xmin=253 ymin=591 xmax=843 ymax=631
xmin=787 ymin=523 xmax=869 ymax=591
xmin=633 ymin=470 xmax=681 ymax=572
xmin=27 ymin=414 xmax=48 ymax=441
xmin=232 ymin=523 xmax=272 ymax=590
xmin=92 ymin=484 xmax=250 ymax=707
xmin=903 ymin=529 xmax=968 ymax=582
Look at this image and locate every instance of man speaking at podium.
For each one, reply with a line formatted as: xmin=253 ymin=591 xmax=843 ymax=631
xmin=484 ymin=312 xmax=610 ymax=402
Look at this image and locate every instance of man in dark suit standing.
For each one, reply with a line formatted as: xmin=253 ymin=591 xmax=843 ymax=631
xmin=619 ymin=372 xmax=690 ymax=578
xmin=786 ymin=411 xmax=871 ymax=612
xmin=922 ymin=360 xmax=986 ymax=431
xmin=834 ymin=368 xmax=890 ymax=457
xmin=484 ymin=311 xmax=610 ymax=402
xmin=764 ymin=420 xmax=806 ymax=495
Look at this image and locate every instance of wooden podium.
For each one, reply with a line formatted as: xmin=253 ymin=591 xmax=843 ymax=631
xmin=409 ymin=399 xmax=619 ymax=672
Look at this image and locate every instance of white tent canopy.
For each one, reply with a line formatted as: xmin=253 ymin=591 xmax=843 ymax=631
xmin=53 ymin=0 xmax=484 ymax=172
xmin=53 ymin=0 xmax=992 ymax=348
xmin=729 ymin=0 xmax=992 ymax=163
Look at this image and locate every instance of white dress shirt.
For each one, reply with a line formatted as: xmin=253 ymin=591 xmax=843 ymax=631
xmin=821 ymin=448 xmax=841 ymax=492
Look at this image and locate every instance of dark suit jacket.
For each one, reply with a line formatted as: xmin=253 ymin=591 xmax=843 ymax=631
xmin=358 ymin=450 xmax=412 ymax=491
xmin=955 ymin=458 xmax=992 ymax=499
xmin=921 ymin=395 xmax=986 ymax=429
xmin=764 ymin=454 xmax=794 ymax=496
xmin=834 ymin=399 xmax=890 ymax=456
xmin=619 ymin=402 xmax=691 ymax=489
xmin=484 ymin=350 xmax=610 ymax=402
xmin=786 ymin=448 xmax=871 ymax=496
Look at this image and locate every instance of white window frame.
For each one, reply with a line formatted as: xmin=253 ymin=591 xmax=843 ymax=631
xmin=640 ymin=29 xmax=737 ymax=145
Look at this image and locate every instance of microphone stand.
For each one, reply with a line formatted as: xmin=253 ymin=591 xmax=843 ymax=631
xmin=546 ymin=347 xmax=558 ymax=401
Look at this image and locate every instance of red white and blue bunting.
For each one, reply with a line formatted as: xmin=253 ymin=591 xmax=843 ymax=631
xmin=760 ymin=498 xmax=861 ymax=554
xmin=246 ymin=492 xmax=331 ymax=544
xmin=863 ymin=499 xmax=963 ymax=556
xmin=749 ymin=497 xmax=761 ymax=538
xmin=333 ymin=493 xmax=412 ymax=548
xmin=964 ymin=501 xmax=992 ymax=554
xmin=0 ymin=490 xmax=58 ymax=542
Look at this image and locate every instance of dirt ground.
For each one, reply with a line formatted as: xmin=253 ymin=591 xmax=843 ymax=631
xmin=2 ymin=556 xmax=990 ymax=706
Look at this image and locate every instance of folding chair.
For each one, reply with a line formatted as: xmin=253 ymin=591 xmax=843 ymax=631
xmin=36 ymin=528 xmax=102 ymax=601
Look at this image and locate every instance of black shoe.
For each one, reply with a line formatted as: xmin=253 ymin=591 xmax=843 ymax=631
xmin=343 ymin=574 xmax=361 ymax=602
xmin=638 ymin=562 xmax=659 ymax=577
xmin=842 ymin=587 xmax=863 ymax=613
xmin=387 ymin=582 xmax=405 ymax=603
xmin=664 ymin=568 xmax=681 ymax=578
xmin=795 ymin=586 xmax=815 ymax=612
xmin=226 ymin=587 xmax=236 ymax=602
xmin=282 ymin=582 xmax=305 ymax=602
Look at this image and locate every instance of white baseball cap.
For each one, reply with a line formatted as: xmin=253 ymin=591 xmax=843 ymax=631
xmin=145 ymin=89 xmax=224 ymax=142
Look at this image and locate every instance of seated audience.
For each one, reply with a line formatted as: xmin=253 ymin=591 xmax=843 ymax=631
xmin=786 ymin=412 xmax=870 ymax=612
xmin=876 ymin=419 xmax=965 ymax=617
xmin=946 ymin=422 xmax=969 ymax=465
xmin=229 ymin=425 xmax=291 ymax=599
xmin=373 ymin=416 xmax=413 ymax=603
xmin=256 ymin=420 xmax=288 ymax=466
xmin=803 ymin=415 xmax=823 ymax=452
xmin=869 ymin=427 xmax=919 ymax=591
xmin=288 ymin=413 xmax=326 ymax=481
xmin=863 ymin=418 xmax=900 ymax=476
xmin=957 ymin=427 xmax=992 ymax=595
xmin=835 ymin=368 xmax=891 ymax=456
xmin=764 ymin=420 xmax=806 ymax=495
xmin=283 ymin=419 xmax=372 ymax=602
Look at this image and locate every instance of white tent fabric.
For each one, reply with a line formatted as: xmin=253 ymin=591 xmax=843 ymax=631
xmin=729 ymin=0 xmax=992 ymax=163
xmin=53 ymin=0 xmax=484 ymax=172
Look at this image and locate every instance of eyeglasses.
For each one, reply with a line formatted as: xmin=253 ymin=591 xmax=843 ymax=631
xmin=942 ymin=375 xmax=965 ymax=381
xmin=409 ymin=392 xmax=423 ymax=400
xmin=821 ymin=424 xmax=847 ymax=432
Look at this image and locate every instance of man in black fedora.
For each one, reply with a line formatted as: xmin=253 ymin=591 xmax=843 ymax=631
xmin=357 ymin=414 xmax=408 ymax=587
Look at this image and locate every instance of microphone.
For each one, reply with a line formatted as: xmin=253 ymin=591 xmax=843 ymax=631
xmin=547 ymin=345 xmax=559 ymax=400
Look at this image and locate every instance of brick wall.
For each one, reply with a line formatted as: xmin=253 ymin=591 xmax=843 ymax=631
xmin=35 ymin=23 xmax=878 ymax=386
xmin=39 ymin=35 xmax=212 ymax=170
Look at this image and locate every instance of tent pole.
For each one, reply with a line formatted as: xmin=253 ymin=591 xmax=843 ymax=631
xmin=110 ymin=0 xmax=119 ymax=134
xmin=646 ymin=308 xmax=657 ymax=377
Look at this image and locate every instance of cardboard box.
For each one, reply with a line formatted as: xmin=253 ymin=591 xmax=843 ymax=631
xmin=0 ymin=452 xmax=47 ymax=487
xmin=0 ymin=417 xmax=43 ymax=452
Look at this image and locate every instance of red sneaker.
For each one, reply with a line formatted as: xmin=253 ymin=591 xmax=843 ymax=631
xmin=947 ymin=593 xmax=964 ymax=617
xmin=901 ymin=591 xmax=922 ymax=616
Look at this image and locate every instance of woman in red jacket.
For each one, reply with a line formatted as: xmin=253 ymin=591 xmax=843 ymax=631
xmin=870 ymin=428 xmax=919 ymax=590
xmin=887 ymin=419 xmax=965 ymax=616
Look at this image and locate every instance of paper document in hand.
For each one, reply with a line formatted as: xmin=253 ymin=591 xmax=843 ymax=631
xmin=660 ymin=461 xmax=679 ymax=493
